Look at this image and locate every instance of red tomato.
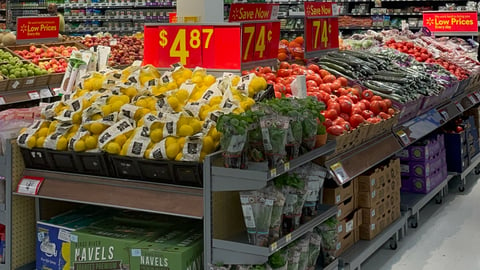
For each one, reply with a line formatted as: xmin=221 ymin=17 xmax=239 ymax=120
xmin=327 ymin=125 xmax=344 ymax=136
xmin=319 ymin=69 xmax=331 ymax=78
xmin=350 ymin=114 xmax=365 ymax=128
xmin=274 ymin=83 xmax=286 ymax=93
xmin=306 ymin=74 xmax=318 ymax=82
xmin=388 ymin=108 xmax=396 ymax=116
xmin=370 ymin=100 xmax=382 ymax=115
xmin=338 ymin=77 xmax=348 ymax=87
xmin=318 ymin=84 xmax=331 ymax=94
xmin=378 ymin=112 xmax=391 ymax=119
xmin=279 ymin=62 xmax=290 ymax=69
xmin=313 ymin=75 xmax=324 ymax=86
xmin=277 ymin=69 xmax=291 ymax=77
xmin=383 ymin=98 xmax=392 ymax=108
xmin=324 ymin=109 xmax=338 ymax=120
xmin=307 ymin=64 xmax=320 ymax=73
xmin=319 ymin=91 xmax=331 ymax=103
xmin=339 ymin=113 xmax=350 ymax=122
xmin=306 ymin=80 xmax=318 ymax=89
xmin=333 ymin=117 xmax=346 ymax=126
xmin=362 ymin=110 xmax=375 ymax=119
xmin=241 ymin=70 xmax=249 ymax=76
xmin=264 ymin=73 xmax=276 ymax=82
xmin=327 ymin=101 xmax=341 ymax=114
xmin=371 ymin=95 xmax=383 ymax=101
xmin=292 ymin=68 xmax=305 ymax=75
xmin=323 ymin=75 xmax=336 ymax=83
xmin=359 ymin=100 xmax=370 ymax=110
xmin=309 ymin=86 xmax=320 ymax=93
xmin=367 ymin=117 xmax=382 ymax=124
xmin=274 ymin=91 xmax=282 ymax=98
xmin=341 ymin=122 xmax=352 ymax=131
xmin=351 ymin=105 xmax=362 ymax=115
xmin=348 ymin=88 xmax=361 ymax=98
xmin=291 ymin=63 xmax=301 ymax=69
xmin=339 ymin=99 xmax=352 ymax=114
xmin=347 ymin=93 xmax=359 ymax=103
xmin=263 ymin=67 xmax=272 ymax=73
xmin=362 ymin=89 xmax=374 ymax=100
xmin=323 ymin=118 xmax=333 ymax=128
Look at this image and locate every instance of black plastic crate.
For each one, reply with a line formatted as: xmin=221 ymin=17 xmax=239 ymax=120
xmin=109 ymin=155 xmax=142 ymax=180
xmin=137 ymin=159 xmax=174 ymax=184
xmin=171 ymin=161 xmax=203 ymax=187
xmin=20 ymin=147 xmax=52 ymax=169
xmin=75 ymin=152 xmax=111 ymax=177
xmin=47 ymin=149 xmax=79 ymax=173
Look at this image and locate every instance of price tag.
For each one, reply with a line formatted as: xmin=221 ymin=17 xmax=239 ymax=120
xmin=240 ymin=22 xmax=280 ymax=64
xmin=285 ymin=233 xmax=292 ymax=242
xmin=11 ymin=80 xmax=20 ymax=89
xmin=270 ymin=242 xmax=278 ymax=252
xmin=468 ymin=94 xmax=477 ymax=104
xmin=396 ymin=130 xmax=411 ymax=145
xmin=330 ymin=162 xmax=348 ymax=183
xmin=17 ymin=176 xmax=44 ymax=195
xmin=304 ymin=2 xmax=339 ymax=58
xmin=28 ymin=91 xmax=40 ymax=100
xmin=439 ymin=110 xmax=449 ymax=120
xmin=25 ymin=78 xmax=34 ymax=85
xmin=40 ymin=88 xmax=53 ymax=98
xmin=475 ymin=92 xmax=480 ymax=100
xmin=110 ymin=39 xmax=118 ymax=46
xmin=0 ymin=97 xmax=5 ymax=105
xmin=270 ymin=168 xmax=277 ymax=177
xmin=284 ymin=162 xmax=290 ymax=171
xmin=455 ymin=101 xmax=465 ymax=112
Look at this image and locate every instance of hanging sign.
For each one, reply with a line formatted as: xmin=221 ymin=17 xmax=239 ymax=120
xmin=423 ymin=11 xmax=478 ymax=35
xmin=16 ymin=16 xmax=60 ymax=43
xmin=304 ymin=2 xmax=340 ymax=58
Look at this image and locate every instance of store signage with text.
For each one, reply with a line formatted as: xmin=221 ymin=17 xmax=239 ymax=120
xmin=17 ymin=17 xmax=60 ymax=40
xmin=304 ymin=2 xmax=339 ymax=55
xmin=241 ymin=21 xmax=281 ymax=63
xmin=423 ymin=12 xmax=478 ymax=33
xmin=228 ymin=3 xmax=279 ymax=22
xmin=143 ymin=24 xmax=241 ymax=69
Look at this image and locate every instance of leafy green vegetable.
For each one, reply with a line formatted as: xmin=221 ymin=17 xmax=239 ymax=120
xmin=268 ymin=251 xmax=287 ymax=268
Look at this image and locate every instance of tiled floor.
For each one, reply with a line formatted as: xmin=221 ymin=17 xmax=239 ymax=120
xmin=361 ymin=175 xmax=480 ymax=270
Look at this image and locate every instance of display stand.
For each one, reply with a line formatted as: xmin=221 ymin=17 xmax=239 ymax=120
xmin=450 ymin=152 xmax=480 ymax=192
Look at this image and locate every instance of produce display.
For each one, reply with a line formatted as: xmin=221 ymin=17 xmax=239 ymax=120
xmin=80 ymin=34 xmax=144 ymax=66
xmin=17 ymin=64 xmax=268 ymax=164
xmin=278 ymin=37 xmax=305 ymax=63
xmin=0 ymin=49 xmax=47 ymax=78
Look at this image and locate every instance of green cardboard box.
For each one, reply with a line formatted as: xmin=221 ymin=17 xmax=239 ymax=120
xmin=129 ymin=225 xmax=203 ymax=270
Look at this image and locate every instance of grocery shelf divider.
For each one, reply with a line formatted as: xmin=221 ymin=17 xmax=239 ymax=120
xmin=340 ymin=214 xmax=407 ymax=270
xmin=212 ymin=205 xmax=337 ymax=265
xmin=0 ymin=84 xmax=60 ymax=106
xmin=324 ymin=133 xmax=402 ymax=185
xmin=211 ymin=140 xmax=336 ymax=192
xmin=16 ymin=169 xmax=204 ymax=219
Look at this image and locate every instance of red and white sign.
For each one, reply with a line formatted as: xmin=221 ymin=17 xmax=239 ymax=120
xmin=228 ymin=3 xmax=279 ymax=22
xmin=17 ymin=176 xmax=44 ymax=195
xmin=143 ymin=24 xmax=242 ymax=70
xmin=423 ymin=11 xmax=478 ymax=34
xmin=16 ymin=16 xmax=60 ymax=40
xmin=304 ymin=2 xmax=339 ymax=57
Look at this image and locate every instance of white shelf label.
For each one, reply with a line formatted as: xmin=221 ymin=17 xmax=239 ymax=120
xmin=475 ymin=92 xmax=480 ymax=100
xmin=52 ymin=88 xmax=62 ymax=96
xmin=25 ymin=78 xmax=34 ymax=85
xmin=28 ymin=91 xmax=40 ymax=100
xmin=17 ymin=177 xmax=44 ymax=195
xmin=396 ymin=130 xmax=410 ymax=145
xmin=284 ymin=162 xmax=290 ymax=171
xmin=439 ymin=110 xmax=449 ymax=120
xmin=285 ymin=233 xmax=292 ymax=242
xmin=270 ymin=168 xmax=277 ymax=177
xmin=270 ymin=242 xmax=278 ymax=252
xmin=12 ymin=80 xmax=20 ymax=89
xmin=330 ymin=162 xmax=348 ymax=183
xmin=468 ymin=95 xmax=476 ymax=104
xmin=455 ymin=101 xmax=465 ymax=112
xmin=40 ymin=89 xmax=53 ymax=98
xmin=0 ymin=96 xmax=5 ymax=105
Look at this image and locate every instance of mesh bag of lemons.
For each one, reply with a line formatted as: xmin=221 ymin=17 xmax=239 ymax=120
xmin=17 ymin=63 xmax=268 ymax=163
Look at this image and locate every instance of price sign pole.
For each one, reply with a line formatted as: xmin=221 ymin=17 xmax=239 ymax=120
xmin=304 ymin=2 xmax=340 ymax=59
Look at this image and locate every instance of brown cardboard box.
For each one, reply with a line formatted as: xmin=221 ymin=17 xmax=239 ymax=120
xmin=335 ymin=227 xmax=358 ymax=256
xmin=360 ymin=215 xmax=383 ymax=240
xmin=357 ymin=166 xmax=386 ymax=192
xmin=323 ymin=180 xmax=354 ymax=205
xmin=337 ymin=209 xmax=363 ymax=240
xmin=386 ymin=158 xmax=401 ymax=183
xmin=358 ymin=185 xmax=385 ymax=208
xmin=361 ymin=202 xmax=385 ymax=225
xmin=337 ymin=196 xmax=355 ymax=220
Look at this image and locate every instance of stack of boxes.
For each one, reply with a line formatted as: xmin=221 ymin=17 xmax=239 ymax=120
xmin=322 ymin=158 xmax=401 ymax=252
xmin=463 ymin=113 xmax=480 ymax=159
xmin=36 ymin=208 xmax=203 ymax=270
xmin=357 ymin=159 xmax=401 ymax=240
xmin=398 ymin=133 xmax=448 ymax=193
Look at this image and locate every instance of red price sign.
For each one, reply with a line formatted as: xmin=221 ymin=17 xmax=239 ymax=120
xmin=304 ymin=2 xmax=339 ymax=58
xmin=241 ymin=22 xmax=280 ymax=63
xmin=17 ymin=16 xmax=60 ymax=41
xmin=423 ymin=11 xmax=478 ymax=34
xmin=143 ymin=24 xmax=241 ymax=70
xmin=229 ymin=3 xmax=279 ymax=22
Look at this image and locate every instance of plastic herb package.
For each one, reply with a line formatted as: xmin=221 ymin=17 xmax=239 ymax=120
xmin=275 ymin=174 xmax=307 ymax=235
xmin=260 ymin=115 xmax=290 ymax=168
xmin=267 ymin=250 xmax=287 ymax=270
xmin=217 ymin=113 xmax=249 ymax=169
xmin=317 ymin=217 xmax=338 ymax=266
xmin=239 ymin=190 xmax=275 ymax=247
xmin=286 ymin=244 xmax=301 ymax=270
xmin=297 ymin=235 xmax=311 ymax=270
xmin=267 ymin=184 xmax=286 ymax=243
xmin=308 ymin=232 xmax=322 ymax=269
xmin=245 ymin=108 xmax=267 ymax=162
xmin=295 ymin=163 xmax=327 ymax=222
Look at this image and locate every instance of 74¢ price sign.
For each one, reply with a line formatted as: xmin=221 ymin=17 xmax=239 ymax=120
xmin=241 ymin=22 xmax=280 ymax=63
xmin=304 ymin=2 xmax=339 ymax=57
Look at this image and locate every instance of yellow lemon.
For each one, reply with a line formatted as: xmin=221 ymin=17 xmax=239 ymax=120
xmin=209 ymin=96 xmax=223 ymax=106
xmin=177 ymin=137 xmax=186 ymax=148
xmin=190 ymin=119 xmax=202 ymax=134
xmin=166 ymin=143 xmax=180 ymax=160
xmin=91 ymin=113 xmax=102 ymax=121
xmin=144 ymin=148 xmax=152 ymax=159
xmin=114 ymin=134 xmax=127 ymax=146
xmin=147 ymin=98 xmax=157 ymax=111
xmin=27 ymin=136 xmax=36 ymax=149
xmin=101 ymin=104 xmax=112 ymax=116
xmin=37 ymin=127 xmax=48 ymax=138
xmin=176 ymin=89 xmax=190 ymax=102
xmin=74 ymin=140 xmax=86 ymax=152
xmin=36 ymin=136 xmax=45 ymax=148
xmin=89 ymin=122 xmax=105 ymax=135
xmin=165 ymin=136 xmax=177 ymax=146
xmin=72 ymin=113 xmax=82 ymax=125
xmin=183 ymin=68 xmax=193 ymax=79
xmin=85 ymin=135 xmax=98 ymax=149
xmin=135 ymin=99 xmax=148 ymax=108
xmin=200 ymin=151 xmax=207 ymax=161
xmin=203 ymin=135 xmax=215 ymax=153
xmin=191 ymin=75 xmax=203 ymax=85
xmin=105 ymin=142 xmax=121 ymax=155
xmin=175 ymin=152 xmax=183 ymax=161
xmin=232 ymin=75 xmax=240 ymax=86
xmin=111 ymin=101 xmax=124 ymax=112
xmin=56 ymin=137 xmax=68 ymax=151
xmin=134 ymin=108 xmax=151 ymax=121
xmin=108 ymin=95 xmax=121 ymax=105
xmin=120 ymin=142 xmax=129 ymax=156
xmin=167 ymin=81 xmax=177 ymax=90
xmin=119 ymin=95 xmax=130 ymax=104
xmin=150 ymin=122 xmax=163 ymax=131
xmin=150 ymin=129 xmax=163 ymax=143
xmin=167 ymin=96 xmax=180 ymax=110
xmin=203 ymin=74 xmax=216 ymax=87
xmin=177 ymin=125 xmax=194 ymax=137
xmin=123 ymin=87 xmax=138 ymax=99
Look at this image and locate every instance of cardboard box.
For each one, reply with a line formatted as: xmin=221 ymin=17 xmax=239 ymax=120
xmin=337 ymin=196 xmax=355 ymax=221
xmin=359 ymin=215 xmax=384 ymax=240
xmin=129 ymin=225 xmax=203 ymax=270
xmin=358 ymin=185 xmax=384 ymax=208
xmin=335 ymin=228 xmax=359 ymax=257
xmin=361 ymin=202 xmax=385 ymax=225
xmin=323 ymin=180 xmax=354 ymax=205
xmin=357 ymin=166 xmax=386 ymax=192
xmin=385 ymin=158 xmax=401 ymax=183
xmin=337 ymin=209 xmax=363 ymax=240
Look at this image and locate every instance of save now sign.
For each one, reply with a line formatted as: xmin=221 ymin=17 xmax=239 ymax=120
xmin=17 ymin=16 xmax=60 ymax=40
xmin=304 ymin=2 xmax=339 ymax=57
xmin=423 ymin=11 xmax=478 ymax=33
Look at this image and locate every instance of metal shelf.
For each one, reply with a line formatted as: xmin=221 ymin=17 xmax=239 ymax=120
xmin=393 ymin=109 xmax=443 ymax=148
xmin=325 ymin=132 xmax=403 ymax=185
xmin=65 ymin=27 xmax=143 ymax=33
xmin=212 ymin=205 xmax=337 ymax=265
xmin=64 ymin=15 xmax=133 ymax=21
xmin=400 ymin=174 xmax=453 ymax=215
xmin=321 ymin=259 xmax=339 ymax=270
xmin=211 ymin=140 xmax=336 ymax=192
xmin=0 ymin=86 xmax=58 ymax=106
xmin=61 ymin=3 xmax=175 ymax=8
xmin=340 ymin=214 xmax=407 ymax=270
xmin=16 ymin=169 xmax=204 ymax=219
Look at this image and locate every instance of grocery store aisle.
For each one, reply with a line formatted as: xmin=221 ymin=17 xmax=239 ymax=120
xmin=362 ymin=174 xmax=480 ymax=270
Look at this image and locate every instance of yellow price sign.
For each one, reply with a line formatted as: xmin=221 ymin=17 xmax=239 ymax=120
xmin=157 ymin=25 xmax=214 ymax=66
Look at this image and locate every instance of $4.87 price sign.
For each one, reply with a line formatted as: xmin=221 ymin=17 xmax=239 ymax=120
xmin=241 ymin=22 xmax=280 ymax=63
xmin=158 ymin=25 xmax=212 ymax=66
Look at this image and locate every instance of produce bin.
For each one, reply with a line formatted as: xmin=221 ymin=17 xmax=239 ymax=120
xmin=20 ymin=147 xmax=52 ymax=170
xmin=75 ymin=152 xmax=111 ymax=176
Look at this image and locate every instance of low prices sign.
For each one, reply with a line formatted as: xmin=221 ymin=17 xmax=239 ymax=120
xmin=17 ymin=16 xmax=60 ymax=41
xmin=304 ymin=2 xmax=339 ymax=58
xmin=143 ymin=24 xmax=241 ymax=70
xmin=423 ymin=11 xmax=478 ymax=34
